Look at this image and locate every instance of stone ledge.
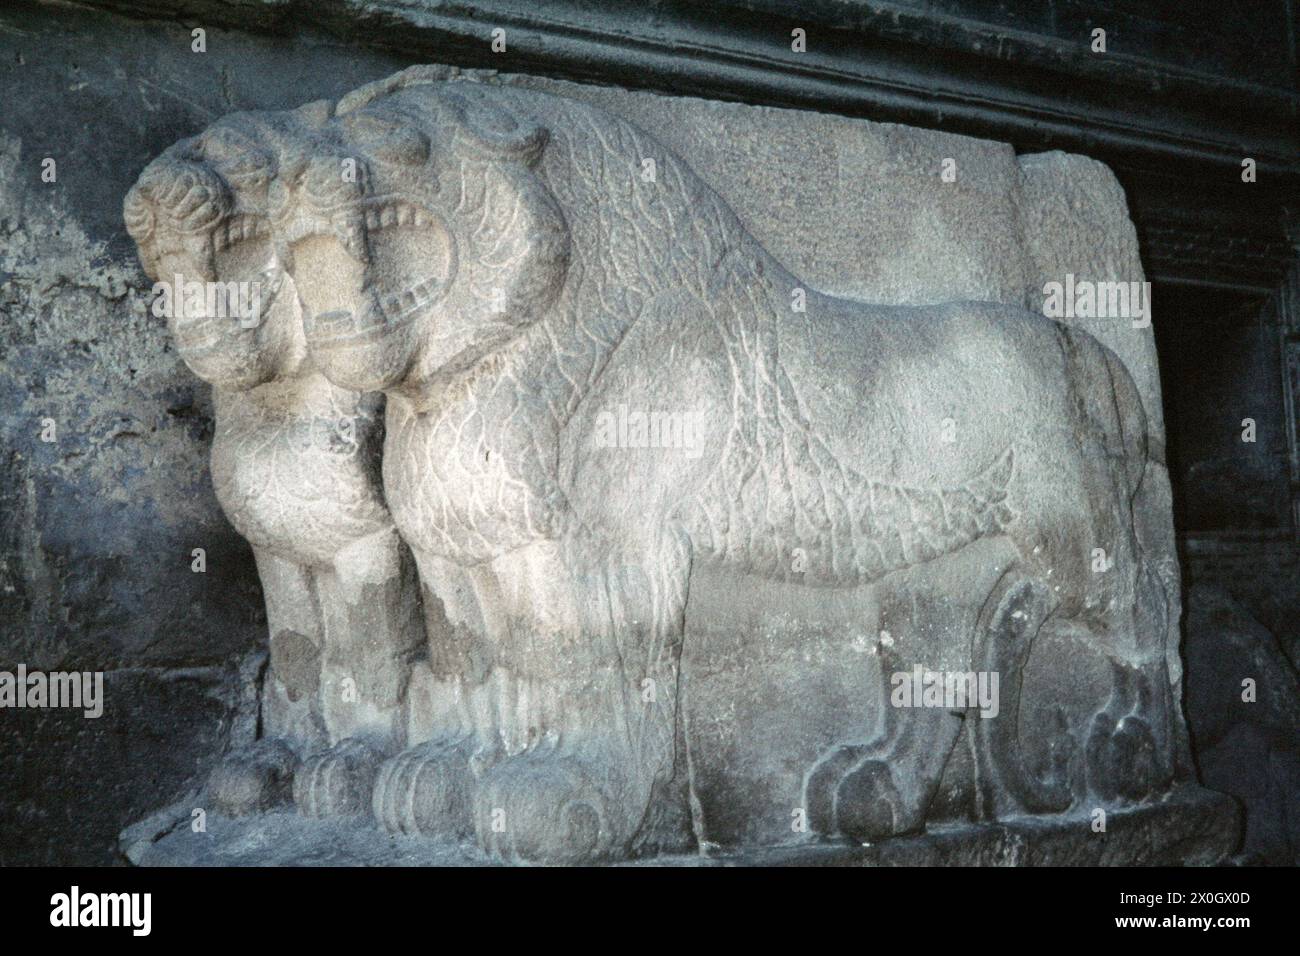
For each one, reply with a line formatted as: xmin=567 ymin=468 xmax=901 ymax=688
xmin=52 ymin=1 xmax=1300 ymax=293
xmin=125 ymin=785 xmax=1239 ymax=867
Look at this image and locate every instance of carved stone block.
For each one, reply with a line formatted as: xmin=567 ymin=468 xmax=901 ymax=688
xmin=124 ymin=67 xmax=1208 ymax=864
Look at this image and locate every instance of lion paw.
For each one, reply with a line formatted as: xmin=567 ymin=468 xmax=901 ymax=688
xmin=807 ymin=749 xmax=918 ymax=841
xmin=372 ymin=740 xmax=474 ymax=838
xmin=1087 ymin=712 xmax=1162 ymax=801
xmin=293 ymin=738 xmax=383 ymax=818
xmin=473 ymin=753 xmax=614 ymax=864
xmin=208 ymin=738 xmax=299 ymax=816
xmin=836 ymin=758 xmax=916 ymax=841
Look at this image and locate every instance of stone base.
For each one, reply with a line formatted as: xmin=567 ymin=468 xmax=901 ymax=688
xmin=122 ymin=785 xmax=1239 ymax=867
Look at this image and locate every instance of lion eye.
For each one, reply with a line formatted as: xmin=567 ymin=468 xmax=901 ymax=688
xmin=346 ymin=111 xmax=430 ymax=167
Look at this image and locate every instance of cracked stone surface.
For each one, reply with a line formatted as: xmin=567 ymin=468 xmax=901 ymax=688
xmin=0 ymin=0 xmax=1227 ymax=863
xmin=126 ymin=785 xmax=1239 ymax=867
xmin=114 ymin=67 xmax=1212 ymax=864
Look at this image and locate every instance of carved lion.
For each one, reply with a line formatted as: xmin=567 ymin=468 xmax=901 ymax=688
xmin=140 ymin=69 xmax=1185 ymax=862
xmin=125 ymin=104 xmax=425 ymax=818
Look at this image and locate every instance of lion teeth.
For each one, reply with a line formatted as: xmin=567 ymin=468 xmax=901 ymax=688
xmin=360 ymin=201 xmax=438 ymax=235
xmin=368 ymin=279 xmax=436 ymax=325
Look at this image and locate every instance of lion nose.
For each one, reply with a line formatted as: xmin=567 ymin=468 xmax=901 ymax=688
xmin=304 ymin=156 xmax=367 ymax=208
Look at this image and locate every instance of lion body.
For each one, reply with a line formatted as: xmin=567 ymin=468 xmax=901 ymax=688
xmin=347 ymin=84 xmax=1171 ymax=857
xmin=125 ymin=72 xmax=1181 ymax=859
xmin=379 ymin=87 xmax=1147 ymax=610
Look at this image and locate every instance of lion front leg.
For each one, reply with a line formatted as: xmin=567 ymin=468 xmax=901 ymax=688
xmin=372 ymin=552 xmax=496 ymax=841
xmin=207 ymin=547 xmax=327 ymax=816
xmin=470 ymin=533 xmax=695 ymax=863
xmin=294 ymin=527 xmax=426 ymax=819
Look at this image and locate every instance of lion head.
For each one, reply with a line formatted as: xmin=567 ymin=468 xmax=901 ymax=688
xmin=124 ymin=104 xmax=328 ymax=391
xmin=268 ymin=73 xmax=571 ymax=395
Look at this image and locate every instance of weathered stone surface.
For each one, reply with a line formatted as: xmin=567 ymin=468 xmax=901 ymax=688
xmin=0 ymin=4 xmax=414 ymax=865
xmin=0 ymin=666 xmax=248 ymax=866
xmin=1185 ymin=583 xmax=1300 ymax=863
xmin=440 ymin=68 xmax=1170 ymax=438
xmin=123 ymin=96 xmax=430 ymax=822
xmin=2 ymin=0 xmax=1260 ymax=869
xmin=128 ymin=785 xmax=1238 ymax=867
xmin=208 ymin=737 xmax=298 ymax=816
xmin=119 ymin=67 xmax=1203 ymax=864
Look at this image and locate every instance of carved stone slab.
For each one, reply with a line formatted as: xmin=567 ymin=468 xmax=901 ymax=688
xmin=123 ymin=66 xmax=1213 ymax=864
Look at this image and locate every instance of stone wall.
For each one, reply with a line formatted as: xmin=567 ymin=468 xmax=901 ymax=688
xmin=1161 ymin=268 xmax=1300 ymax=863
xmin=0 ymin=3 xmax=412 ymax=865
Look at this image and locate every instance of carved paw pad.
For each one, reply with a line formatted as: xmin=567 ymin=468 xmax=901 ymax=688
xmin=805 ymin=745 xmax=866 ymax=835
xmin=1087 ymin=712 xmax=1161 ymax=802
xmin=293 ymin=738 xmax=383 ymax=818
xmin=835 ymin=758 xmax=911 ymax=842
xmin=473 ymin=754 xmax=614 ymax=864
xmin=208 ymin=738 xmax=299 ymax=816
xmin=372 ymin=740 xmax=472 ymax=838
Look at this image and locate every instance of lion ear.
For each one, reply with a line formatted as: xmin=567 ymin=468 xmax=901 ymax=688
xmin=442 ymin=88 xmax=568 ymax=324
xmin=434 ymin=84 xmax=548 ymax=165
xmin=335 ymin=70 xmax=548 ymax=163
xmin=335 ymin=65 xmax=454 ymax=116
xmin=124 ymin=153 xmax=231 ymax=280
xmin=463 ymin=160 xmax=570 ymax=327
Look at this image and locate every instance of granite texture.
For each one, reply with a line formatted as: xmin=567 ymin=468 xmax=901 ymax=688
xmin=0 ymin=1 xmax=1249 ymax=867
xmin=119 ymin=67 xmax=1202 ymax=863
xmin=125 ymin=785 xmax=1239 ymax=867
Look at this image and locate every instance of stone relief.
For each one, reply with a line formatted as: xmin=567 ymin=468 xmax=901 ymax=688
xmin=124 ymin=105 xmax=426 ymax=818
xmin=124 ymin=68 xmax=1193 ymax=863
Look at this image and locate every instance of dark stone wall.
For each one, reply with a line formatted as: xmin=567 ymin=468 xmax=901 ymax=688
xmin=1156 ymin=273 xmax=1300 ymax=861
xmin=894 ymin=0 xmax=1297 ymax=87
xmin=0 ymin=3 xmax=413 ymax=865
xmin=1155 ymin=285 xmax=1293 ymax=538
xmin=0 ymin=0 xmax=1296 ymax=863
xmin=65 ymin=0 xmax=1300 ymax=296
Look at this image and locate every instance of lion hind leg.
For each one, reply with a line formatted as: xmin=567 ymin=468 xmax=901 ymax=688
xmin=969 ymin=568 xmax=1073 ymax=820
xmin=805 ymin=604 xmax=966 ymax=842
